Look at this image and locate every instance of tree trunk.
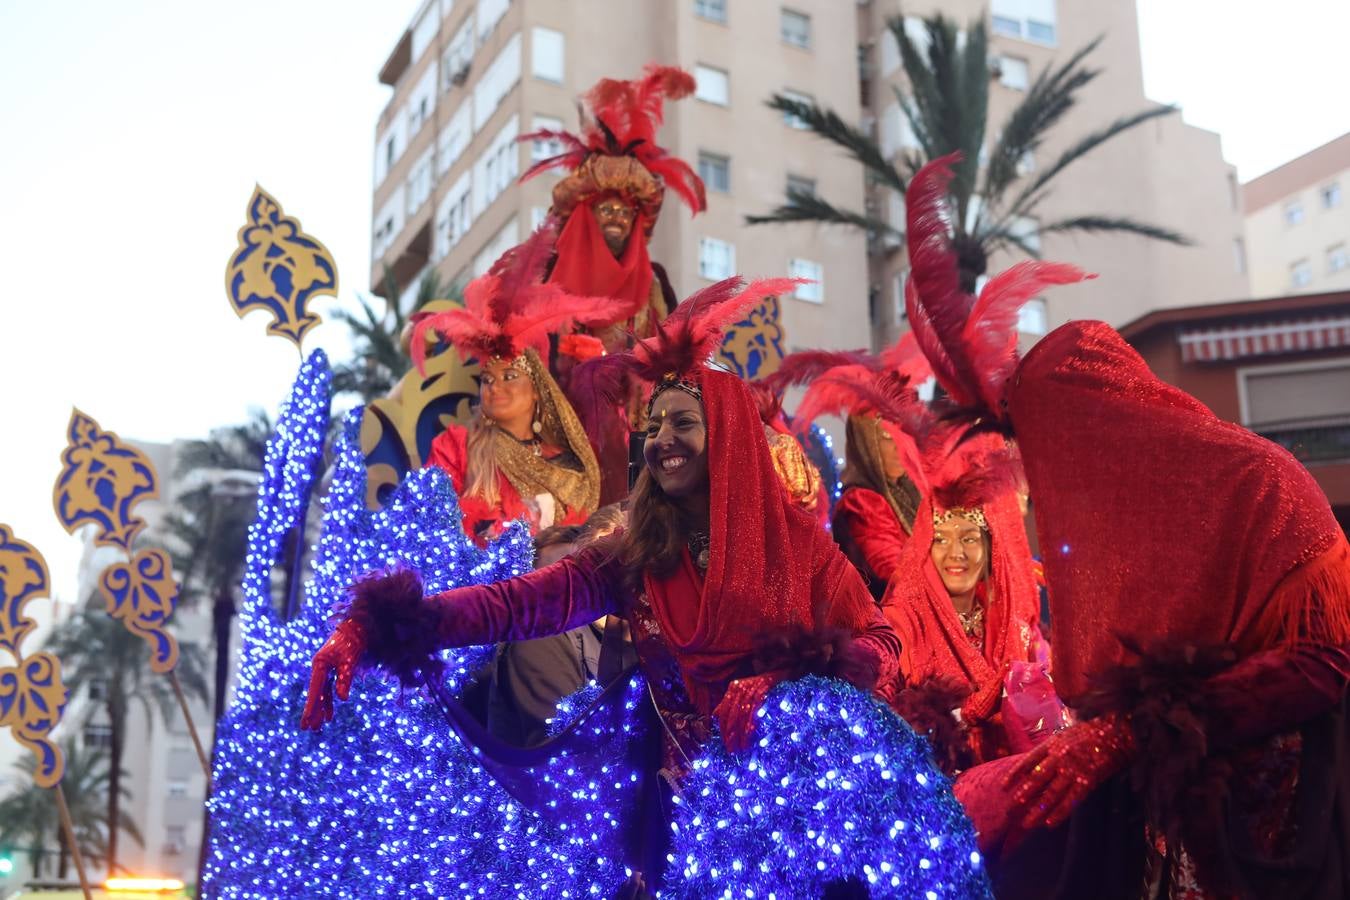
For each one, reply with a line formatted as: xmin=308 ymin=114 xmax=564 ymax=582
xmin=107 ymin=690 xmax=125 ymax=875
xmin=212 ymin=587 xmax=236 ymax=724
xmin=57 ymin=821 xmax=69 ymax=879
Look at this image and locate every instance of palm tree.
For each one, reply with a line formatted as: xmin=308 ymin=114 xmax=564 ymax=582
xmin=44 ymin=605 xmax=208 ymax=875
xmin=748 ymin=12 xmax=1189 ymax=292
xmin=331 ymin=267 xmax=465 ymax=402
xmin=165 ymin=412 xmax=270 ymax=724
xmin=0 ymin=739 xmax=143 ymax=880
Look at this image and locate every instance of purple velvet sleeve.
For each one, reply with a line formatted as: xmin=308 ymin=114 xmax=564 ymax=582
xmin=424 ymin=542 xmax=627 ymax=646
xmin=1201 ymin=642 xmax=1350 ymax=748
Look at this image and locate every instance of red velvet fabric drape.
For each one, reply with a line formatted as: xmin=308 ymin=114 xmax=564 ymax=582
xmin=547 ymin=202 xmax=654 ymax=325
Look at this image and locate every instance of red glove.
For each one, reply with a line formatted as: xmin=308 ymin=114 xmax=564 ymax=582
xmin=1006 ymin=712 xmax=1135 ymax=831
xmin=300 ymin=619 xmax=368 ymax=731
xmin=713 ymin=673 xmax=780 ymax=753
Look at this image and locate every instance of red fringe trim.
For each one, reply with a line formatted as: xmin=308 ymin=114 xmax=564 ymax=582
xmin=1252 ymin=533 xmax=1350 ymax=653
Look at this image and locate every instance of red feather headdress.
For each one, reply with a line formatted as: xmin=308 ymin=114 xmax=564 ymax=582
xmin=570 ymin=276 xmax=803 ymax=416
xmin=408 ymin=218 xmax=621 ymax=372
xmin=519 ymin=64 xmax=707 ymax=219
xmin=904 ymin=153 xmax=1094 ymax=419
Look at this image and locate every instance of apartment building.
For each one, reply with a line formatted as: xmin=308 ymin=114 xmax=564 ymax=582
xmin=1243 ymin=132 xmax=1350 ymax=299
xmin=370 ymin=0 xmax=1246 ymax=355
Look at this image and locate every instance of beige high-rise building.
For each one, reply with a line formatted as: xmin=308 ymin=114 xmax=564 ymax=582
xmin=370 ymin=0 xmax=1246 ymax=355
xmin=1243 ymin=132 xmax=1350 ymax=299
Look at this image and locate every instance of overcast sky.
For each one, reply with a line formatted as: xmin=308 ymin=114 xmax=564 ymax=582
xmin=0 ymin=0 xmax=1346 ymax=618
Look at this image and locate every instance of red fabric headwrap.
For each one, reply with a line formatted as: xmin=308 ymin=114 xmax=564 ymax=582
xmin=547 ymin=203 xmax=654 ymax=323
xmin=1008 ymin=320 xmax=1350 ymax=705
xmin=884 ymin=493 xmax=1040 ymax=721
xmin=641 ymin=369 xmax=880 ymax=715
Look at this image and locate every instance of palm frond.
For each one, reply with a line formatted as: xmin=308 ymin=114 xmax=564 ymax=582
xmin=1000 ymin=104 xmax=1180 ymax=224
xmin=1038 ymin=215 xmax=1193 ymax=245
xmin=745 ymin=191 xmax=900 ymax=238
xmin=765 ymin=94 xmax=905 ymax=193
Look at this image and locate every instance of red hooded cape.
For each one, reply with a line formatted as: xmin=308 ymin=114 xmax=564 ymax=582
xmin=1007 ymin=320 xmax=1350 ymax=705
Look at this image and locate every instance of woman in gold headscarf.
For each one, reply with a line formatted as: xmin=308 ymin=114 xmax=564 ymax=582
xmin=414 ymin=224 xmax=603 ymax=545
xmin=832 ymin=415 xmax=921 ymax=601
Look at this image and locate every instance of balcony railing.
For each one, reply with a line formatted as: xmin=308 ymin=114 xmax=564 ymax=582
xmin=1258 ymin=423 xmax=1350 ymax=464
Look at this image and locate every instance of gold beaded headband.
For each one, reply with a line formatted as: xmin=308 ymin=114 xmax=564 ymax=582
xmin=933 ymin=506 xmax=988 ymax=530
xmin=647 ymin=372 xmax=704 ymax=412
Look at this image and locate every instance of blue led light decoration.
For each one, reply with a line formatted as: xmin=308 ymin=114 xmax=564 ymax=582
xmin=203 ymin=352 xmax=987 ymax=898
xmin=669 ymin=676 xmax=991 ymax=899
xmin=202 ymin=351 xmax=645 ymax=898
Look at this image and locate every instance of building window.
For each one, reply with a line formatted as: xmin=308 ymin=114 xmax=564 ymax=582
xmin=385 ymin=136 xmax=396 ymax=169
xmin=789 ymin=259 xmax=824 ymax=302
xmin=699 ymin=237 xmax=736 ymax=280
xmin=1284 ymin=200 xmax=1305 ymax=226
xmin=1227 ymin=172 xmax=1240 ymax=211
xmin=780 ymin=89 xmax=813 ymax=129
xmin=1233 ymin=237 xmax=1247 ymax=275
xmin=167 ymin=780 xmax=189 ymax=799
xmin=781 ymin=9 xmax=811 ymax=49
xmin=444 ymin=18 xmax=475 ymax=88
xmin=695 ymin=0 xmax=727 ymax=23
xmin=1018 ymin=298 xmax=1048 ymax=335
xmin=406 ymin=151 xmax=434 ymax=215
xmin=894 ymin=267 xmax=910 ymax=323
xmin=472 ymin=32 xmax=522 ymax=132
xmin=84 ymin=723 xmax=113 ymax=749
xmin=1290 ymin=259 xmax=1313 ymax=288
xmin=531 ymin=115 xmax=564 ymax=162
xmin=1329 ymin=243 xmax=1348 ymax=274
xmin=531 ymin=27 xmax=564 ymax=83
xmin=786 ymin=174 xmax=816 ymax=198
xmin=1241 ymin=362 xmax=1350 ymax=461
xmin=990 ymin=0 xmax=1057 ymax=45
xmin=1323 ymin=182 xmax=1343 ymax=209
xmin=695 ymin=64 xmax=730 ymax=106
xmin=998 ymin=56 xmax=1030 ymax=91
xmin=531 ymin=206 xmax=549 ymax=229
xmin=477 ymin=0 xmax=510 ymax=44
xmin=697 ymin=152 xmax=731 ymax=193
xmin=438 ymin=103 xmax=472 ymax=175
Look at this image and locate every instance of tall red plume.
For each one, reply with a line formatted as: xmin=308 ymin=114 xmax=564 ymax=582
xmin=487 ymin=215 xmax=560 ymax=310
xmin=904 ymin=153 xmax=978 ymax=407
xmin=515 ymin=64 xmax=706 ymax=213
xmin=903 ymin=154 xmax=1092 ymax=419
xmin=409 ymin=220 xmax=623 ymax=373
xmin=962 ymin=261 xmax=1094 ymax=411
xmin=517 ymin=131 xmax=590 ymax=182
xmin=759 ymin=349 xmax=880 ymax=397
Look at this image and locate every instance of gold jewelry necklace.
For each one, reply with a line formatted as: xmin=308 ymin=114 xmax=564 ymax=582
xmin=687 ymin=531 xmax=710 ymax=572
xmin=957 ymin=604 xmax=984 ymax=636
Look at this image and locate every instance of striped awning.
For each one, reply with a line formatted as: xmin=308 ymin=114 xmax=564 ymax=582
xmin=1178 ymin=315 xmax=1350 ymax=362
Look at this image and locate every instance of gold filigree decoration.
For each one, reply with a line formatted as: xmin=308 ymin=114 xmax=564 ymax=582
xmin=97 ymin=548 xmax=181 ymax=674
xmin=0 ymin=652 xmax=68 ymax=788
xmin=224 ymin=185 xmax=338 ymax=349
xmin=52 ymin=409 xmax=159 ymax=551
xmin=717 ymin=293 xmax=786 ymax=380
xmin=0 ymin=525 xmax=49 ymax=660
xmin=0 ymin=526 xmax=67 ymax=788
xmin=360 ymin=300 xmax=479 ymax=509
